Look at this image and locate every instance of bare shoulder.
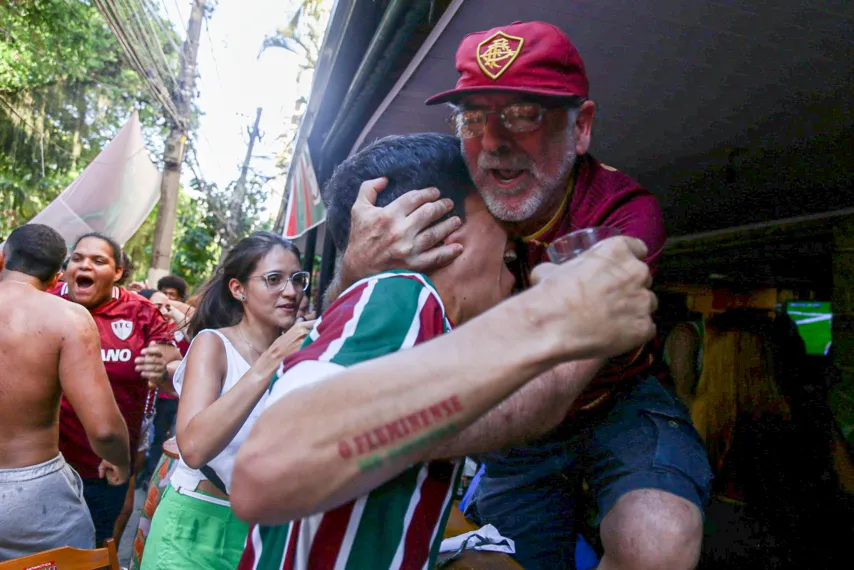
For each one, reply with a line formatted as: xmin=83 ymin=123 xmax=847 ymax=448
xmin=51 ymin=297 xmax=97 ymax=334
xmin=186 ymin=329 xmax=228 ymax=366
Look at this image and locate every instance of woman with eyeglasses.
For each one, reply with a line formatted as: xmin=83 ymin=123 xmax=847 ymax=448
xmin=141 ymin=232 xmax=314 ymax=570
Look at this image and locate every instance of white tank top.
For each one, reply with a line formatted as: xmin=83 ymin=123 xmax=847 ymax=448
xmin=169 ymin=329 xmax=267 ymax=497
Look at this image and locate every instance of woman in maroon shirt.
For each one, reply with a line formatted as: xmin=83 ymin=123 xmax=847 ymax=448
xmin=52 ymin=232 xmax=181 ymax=545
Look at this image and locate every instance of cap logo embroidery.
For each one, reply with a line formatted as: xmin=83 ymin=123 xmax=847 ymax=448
xmin=476 ymin=31 xmax=524 ymax=80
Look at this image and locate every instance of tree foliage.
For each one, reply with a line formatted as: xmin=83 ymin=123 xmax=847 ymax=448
xmin=0 ymin=0 xmax=174 ymax=237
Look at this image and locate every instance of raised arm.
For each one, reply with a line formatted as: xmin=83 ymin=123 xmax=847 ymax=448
xmin=177 ymin=323 xmax=312 ymax=469
xmin=232 ymin=237 xmax=656 ymax=524
xmin=325 ymin=178 xmax=463 ymax=304
xmin=59 ymin=307 xmax=130 ymax=478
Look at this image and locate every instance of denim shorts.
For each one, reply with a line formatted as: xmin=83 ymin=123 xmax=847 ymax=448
xmin=467 ymin=375 xmax=712 ymax=570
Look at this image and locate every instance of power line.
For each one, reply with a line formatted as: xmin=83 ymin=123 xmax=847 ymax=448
xmin=203 ymin=10 xmax=225 ymax=95
xmin=169 ymin=0 xmax=188 ymax=35
xmin=94 ymin=0 xmax=185 ymax=130
xmin=142 ymin=0 xmax=186 ymax=65
xmin=112 ymin=0 xmax=181 ymax=100
xmin=121 ymin=0 xmax=181 ymax=91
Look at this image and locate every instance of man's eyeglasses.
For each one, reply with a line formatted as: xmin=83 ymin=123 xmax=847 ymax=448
xmin=451 ymin=102 xmax=550 ymax=139
xmin=253 ymin=271 xmax=310 ymax=293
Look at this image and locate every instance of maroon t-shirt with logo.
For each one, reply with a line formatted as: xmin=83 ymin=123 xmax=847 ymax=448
xmin=51 ymin=284 xmax=174 ymax=478
xmin=521 ymin=154 xmax=667 ymax=411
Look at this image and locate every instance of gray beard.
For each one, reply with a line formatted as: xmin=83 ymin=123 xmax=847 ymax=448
xmin=478 ymin=146 xmax=577 ymax=223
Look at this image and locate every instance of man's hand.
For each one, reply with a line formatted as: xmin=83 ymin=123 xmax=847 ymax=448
xmin=261 ymin=320 xmax=316 ymax=366
xmin=530 ymin=236 xmax=657 ymax=360
xmin=98 ymin=459 xmax=130 ymax=486
xmin=135 ymin=341 xmax=170 ymax=383
xmin=340 ymin=177 xmax=464 ymax=285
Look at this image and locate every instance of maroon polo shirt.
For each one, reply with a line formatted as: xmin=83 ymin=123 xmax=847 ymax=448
xmin=521 ymin=154 xmax=667 ymax=411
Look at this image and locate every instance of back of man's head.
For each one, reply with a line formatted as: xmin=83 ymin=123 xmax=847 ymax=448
xmin=3 ymin=224 xmax=67 ymax=283
xmin=324 ymin=133 xmax=473 ymax=251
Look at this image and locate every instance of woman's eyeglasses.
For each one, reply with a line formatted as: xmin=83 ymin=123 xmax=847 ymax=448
xmin=253 ymin=271 xmax=310 ymax=293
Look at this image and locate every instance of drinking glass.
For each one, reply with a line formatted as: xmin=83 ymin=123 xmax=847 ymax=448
xmin=547 ymin=227 xmax=621 ymax=263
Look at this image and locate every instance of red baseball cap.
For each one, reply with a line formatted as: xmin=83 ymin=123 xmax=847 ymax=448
xmin=426 ymin=21 xmax=589 ymax=105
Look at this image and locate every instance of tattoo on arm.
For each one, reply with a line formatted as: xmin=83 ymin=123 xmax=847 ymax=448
xmin=336 ymin=395 xmax=464 ymax=472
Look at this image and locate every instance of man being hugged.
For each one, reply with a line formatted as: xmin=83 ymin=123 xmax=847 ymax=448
xmin=232 ymin=133 xmax=657 ymax=569
xmin=325 ymin=21 xmax=712 ymax=570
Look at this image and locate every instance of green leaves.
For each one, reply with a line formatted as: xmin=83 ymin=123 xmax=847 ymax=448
xmin=0 ymin=0 xmax=173 ymax=240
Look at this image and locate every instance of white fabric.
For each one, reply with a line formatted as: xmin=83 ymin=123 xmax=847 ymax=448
xmin=439 ymin=524 xmax=516 ymax=555
xmin=170 ymin=329 xmax=264 ymax=495
xmin=27 ymin=111 xmax=160 ymax=247
xmin=171 ymin=482 xmax=231 ymax=507
xmin=266 ymin=359 xmax=345 ymax=408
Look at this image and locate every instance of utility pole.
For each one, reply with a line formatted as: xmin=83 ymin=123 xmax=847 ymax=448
xmin=148 ymin=0 xmax=206 ymax=283
xmin=223 ymin=107 xmax=263 ymax=252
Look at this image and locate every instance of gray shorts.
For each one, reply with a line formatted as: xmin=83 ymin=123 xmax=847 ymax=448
xmin=0 ymin=454 xmax=96 ymax=561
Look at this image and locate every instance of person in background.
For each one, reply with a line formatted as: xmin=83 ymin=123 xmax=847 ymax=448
xmin=135 ymin=288 xmax=189 ymax=490
xmin=327 ymin=21 xmax=709 ymax=570
xmin=693 ymin=310 xmax=853 ymax=568
xmin=140 ymin=288 xmax=191 ymax=346
xmin=158 ymin=274 xmax=188 ymax=303
xmin=0 ymin=225 xmax=129 ymax=560
xmin=297 ymin=295 xmax=311 ymax=321
xmin=141 ymin=232 xmax=314 ymax=570
xmin=664 ymin=321 xmax=704 ymax=406
xmin=52 ymin=232 xmax=180 ymax=546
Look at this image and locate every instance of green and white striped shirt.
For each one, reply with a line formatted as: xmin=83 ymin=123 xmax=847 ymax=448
xmin=239 ymin=271 xmax=460 ymax=570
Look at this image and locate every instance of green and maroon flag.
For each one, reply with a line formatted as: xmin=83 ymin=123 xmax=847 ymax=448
xmin=283 ymin=144 xmax=326 ymax=239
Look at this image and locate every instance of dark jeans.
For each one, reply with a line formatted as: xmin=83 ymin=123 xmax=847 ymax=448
xmin=139 ymin=396 xmax=179 ymax=488
xmin=468 ymin=375 xmax=713 ymax=570
xmin=82 ymin=477 xmax=130 ymax=545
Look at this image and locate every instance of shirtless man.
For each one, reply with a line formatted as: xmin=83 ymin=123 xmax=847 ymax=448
xmin=0 ymin=224 xmax=130 ymax=560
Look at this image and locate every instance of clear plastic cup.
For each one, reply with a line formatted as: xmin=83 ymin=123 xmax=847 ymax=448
xmin=547 ymin=227 xmax=621 ymax=263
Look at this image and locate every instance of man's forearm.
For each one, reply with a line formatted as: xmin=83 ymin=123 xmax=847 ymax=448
xmin=89 ymin=421 xmax=131 ymax=470
xmin=231 ymin=295 xmax=574 ymax=524
xmin=428 ymin=358 xmax=603 ymax=459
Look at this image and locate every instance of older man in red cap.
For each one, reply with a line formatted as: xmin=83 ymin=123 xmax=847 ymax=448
xmin=333 ymin=21 xmax=711 ymax=570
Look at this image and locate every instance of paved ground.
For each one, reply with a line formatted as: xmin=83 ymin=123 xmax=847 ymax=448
xmin=118 ymin=488 xmax=146 ymax=568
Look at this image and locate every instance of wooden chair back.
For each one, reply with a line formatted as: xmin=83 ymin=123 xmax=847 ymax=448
xmin=0 ymin=539 xmax=119 ymax=570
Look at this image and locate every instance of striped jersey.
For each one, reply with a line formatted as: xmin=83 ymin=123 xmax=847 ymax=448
xmin=239 ymin=271 xmax=462 ymax=570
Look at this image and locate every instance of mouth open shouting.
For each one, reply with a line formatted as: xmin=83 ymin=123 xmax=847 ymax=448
xmin=490 ymin=168 xmax=529 ymax=190
xmin=74 ymin=275 xmax=96 ymax=293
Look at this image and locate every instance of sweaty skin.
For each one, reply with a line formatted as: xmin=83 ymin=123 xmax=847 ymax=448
xmin=0 ymin=274 xmax=130 ymax=474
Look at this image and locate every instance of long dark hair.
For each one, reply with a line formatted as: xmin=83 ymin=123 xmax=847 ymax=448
xmin=188 ymin=231 xmax=301 ymax=337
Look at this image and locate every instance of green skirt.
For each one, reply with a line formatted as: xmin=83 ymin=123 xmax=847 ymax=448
xmin=139 ymin=484 xmax=248 ymax=570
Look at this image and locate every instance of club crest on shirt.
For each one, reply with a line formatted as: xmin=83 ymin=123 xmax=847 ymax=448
xmin=174 ymin=330 xmax=185 ymax=343
xmin=111 ymin=319 xmax=133 ymax=341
